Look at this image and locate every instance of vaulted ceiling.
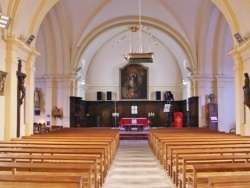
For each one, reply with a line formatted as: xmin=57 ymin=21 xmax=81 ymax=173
xmin=34 ymin=0 xmax=233 ymax=89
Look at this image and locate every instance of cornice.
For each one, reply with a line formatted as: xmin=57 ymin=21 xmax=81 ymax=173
xmin=6 ymin=35 xmax=40 ymax=59
xmin=229 ymin=40 xmax=250 ymax=62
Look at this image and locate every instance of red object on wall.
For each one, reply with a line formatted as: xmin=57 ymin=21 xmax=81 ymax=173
xmin=174 ymin=112 xmax=183 ymax=128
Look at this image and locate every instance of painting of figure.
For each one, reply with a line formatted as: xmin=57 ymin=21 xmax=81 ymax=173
xmin=0 ymin=71 xmax=8 ymax=96
xmin=120 ymin=63 xmax=148 ymax=100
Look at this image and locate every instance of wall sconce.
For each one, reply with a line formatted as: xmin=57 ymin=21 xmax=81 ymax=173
xmin=0 ymin=13 xmax=12 ymax=29
xmin=234 ymin=33 xmax=247 ymax=44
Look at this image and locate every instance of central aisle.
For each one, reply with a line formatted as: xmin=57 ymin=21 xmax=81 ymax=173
xmin=103 ymin=140 xmax=174 ymax=188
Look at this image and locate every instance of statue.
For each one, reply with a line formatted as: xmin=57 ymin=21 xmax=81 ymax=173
xmin=164 ymin=91 xmax=174 ymax=127
xmin=18 ymin=76 xmax=26 ymax=105
xmin=34 ymin=87 xmax=40 ymax=109
xmin=208 ymin=93 xmax=215 ymax=103
xmin=243 ymin=73 xmax=250 ymax=109
xmin=164 ymin=91 xmax=174 ymax=102
xmin=16 ymin=60 xmax=26 ymax=106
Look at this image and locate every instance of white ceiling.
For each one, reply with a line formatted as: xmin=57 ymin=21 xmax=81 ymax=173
xmin=36 ymin=0 xmax=232 ymax=84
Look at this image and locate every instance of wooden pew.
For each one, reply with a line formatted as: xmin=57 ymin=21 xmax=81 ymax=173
xmin=148 ymin=128 xmax=238 ymax=152
xmin=0 ymin=143 xmax=109 ymax=177
xmin=22 ymin=127 xmax=120 ymax=151
xmin=0 ymin=140 xmax=113 ymax=179
xmin=161 ymin=140 xmax=250 ymax=167
xmin=0 ymin=154 xmax=99 ymax=188
xmin=167 ymin=145 xmax=250 ymax=176
xmin=147 ymin=129 xmax=250 ymax=187
xmin=0 ymin=147 xmax=105 ymax=186
xmin=9 ymin=139 xmax=117 ymax=163
xmin=160 ymin=139 xmax=250 ymax=163
xmin=0 ymin=162 xmax=94 ymax=188
xmin=157 ymin=140 xmax=250 ymax=171
xmin=148 ymin=129 xmax=250 ymax=164
xmin=170 ymin=148 xmax=250 ymax=185
xmin=0 ymin=174 xmax=83 ymax=188
xmin=168 ymin=144 xmax=250 ymax=181
xmin=10 ymin=128 xmax=119 ymax=187
xmin=18 ymin=136 xmax=119 ymax=158
xmin=178 ymin=155 xmax=250 ymax=188
xmin=207 ymin=175 xmax=250 ymax=188
xmin=188 ymin=163 xmax=250 ymax=188
xmin=156 ymin=136 xmax=250 ymax=159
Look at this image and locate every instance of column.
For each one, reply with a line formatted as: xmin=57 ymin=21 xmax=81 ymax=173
xmin=215 ymin=76 xmax=225 ymax=132
xmin=191 ymin=75 xmax=213 ymax=126
xmin=25 ymin=50 xmax=40 ymax=136
xmin=4 ymin=36 xmax=40 ymax=140
xmin=44 ymin=76 xmax=53 ymax=125
xmin=229 ymin=43 xmax=250 ymax=135
xmin=62 ymin=78 xmax=75 ymax=127
xmin=4 ymin=39 xmax=19 ymax=140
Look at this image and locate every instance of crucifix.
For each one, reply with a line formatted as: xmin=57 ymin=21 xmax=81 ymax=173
xmin=16 ymin=59 xmax=26 ymax=137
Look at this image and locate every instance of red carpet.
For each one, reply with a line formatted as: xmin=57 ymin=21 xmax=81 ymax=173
xmin=119 ymin=130 xmax=148 ymax=140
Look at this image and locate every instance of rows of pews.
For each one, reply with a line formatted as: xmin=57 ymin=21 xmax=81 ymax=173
xmin=148 ymin=127 xmax=250 ymax=188
xmin=0 ymin=128 xmax=120 ymax=188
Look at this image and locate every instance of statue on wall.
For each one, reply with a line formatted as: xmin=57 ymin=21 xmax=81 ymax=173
xmin=243 ymin=73 xmax=250 ymax=109
xmin=17 ymin=61 xmax=26 ymax=105
xmin=208 ymin=93 xmax=215 ymax=103
xmin=34 ymin=87 xmax=40 ymax=109
xmin=164 ymin=91 xmax=174 ymax=102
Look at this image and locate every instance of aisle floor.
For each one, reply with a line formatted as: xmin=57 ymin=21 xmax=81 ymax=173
xmin=103 ymin=140 xmax=175 ymax=188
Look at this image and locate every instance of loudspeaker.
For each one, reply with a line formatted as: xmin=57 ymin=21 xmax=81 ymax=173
xmin=26 ymin=35 xmax=35 ymax=45
xmin=156 ymin=91 xmax=161 ymax=100
xmin=107 ymin=91 xmax=112 ymax=100
xmin=97 ymin=91 xmax=102 ymax=101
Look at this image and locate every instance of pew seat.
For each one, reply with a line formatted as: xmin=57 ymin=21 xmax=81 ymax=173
xmin=0 ymin=162 xmax=94 ymax=188
xmin=0 ymin=174 xmax=82 ymax=188
xmin=207 ymin=175 xmax=250 ymax=188
xmin=188 ymin=163 xmax=250 ymax=188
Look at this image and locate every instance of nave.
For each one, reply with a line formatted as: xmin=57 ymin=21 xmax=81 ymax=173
xmin=103 ymin=140 xmax=174 ymax=188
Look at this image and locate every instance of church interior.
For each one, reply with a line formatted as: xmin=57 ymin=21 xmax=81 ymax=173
xmin=1 ymin=0 xmax=250 ymax=187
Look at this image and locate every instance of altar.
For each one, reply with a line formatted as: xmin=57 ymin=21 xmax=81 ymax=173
xmin=119 ymin=118 xmax=149 ymax=131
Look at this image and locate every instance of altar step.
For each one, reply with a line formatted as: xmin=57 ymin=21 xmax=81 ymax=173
xmin=120 ymin=133 xmax=148 ymax=140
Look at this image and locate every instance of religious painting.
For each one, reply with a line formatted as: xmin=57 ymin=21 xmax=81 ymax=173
xmin=120 ymin=63 xmax=148 ymax=100
xmin=0 ymin=71 xmax=8 ymax=96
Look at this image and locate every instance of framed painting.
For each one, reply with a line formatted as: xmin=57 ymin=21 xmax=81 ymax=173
xmin=120 ymin=63 xmax=148 ymax=100
xmin=0 ymin=70 xmax=8 ymax=96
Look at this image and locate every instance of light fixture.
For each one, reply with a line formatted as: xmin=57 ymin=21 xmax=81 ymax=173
xmin=26 ymin=35 xmax=35 ymax=45
xmin=112 ymin=0 xmax=157 ymax=63
xmin=0 ymin=13 xmax=12 ymax=29
xmin=234 ymin=33 xmax=246 ymax=44
xmin=125 ymin=0 xmax=155 ymax=63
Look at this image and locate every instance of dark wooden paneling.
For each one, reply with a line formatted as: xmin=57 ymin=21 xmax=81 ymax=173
xmin=69 ymin=97 xmax=199 ymax=127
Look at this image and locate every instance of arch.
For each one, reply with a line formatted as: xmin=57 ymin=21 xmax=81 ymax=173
xmin=73 ymin=16 xmax=196 ymax=83
xmin=5 ymin=0 xmax=58 ymax=40
xmin=211 ymin=0 xmax=240 ymax=46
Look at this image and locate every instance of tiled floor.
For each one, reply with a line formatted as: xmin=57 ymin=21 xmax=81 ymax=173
xmin=103 ymin=140 xmax=175 ymax=188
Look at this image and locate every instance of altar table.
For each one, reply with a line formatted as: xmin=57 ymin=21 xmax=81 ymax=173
xmin=119 ymin=118 xmax=149 ymax=131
